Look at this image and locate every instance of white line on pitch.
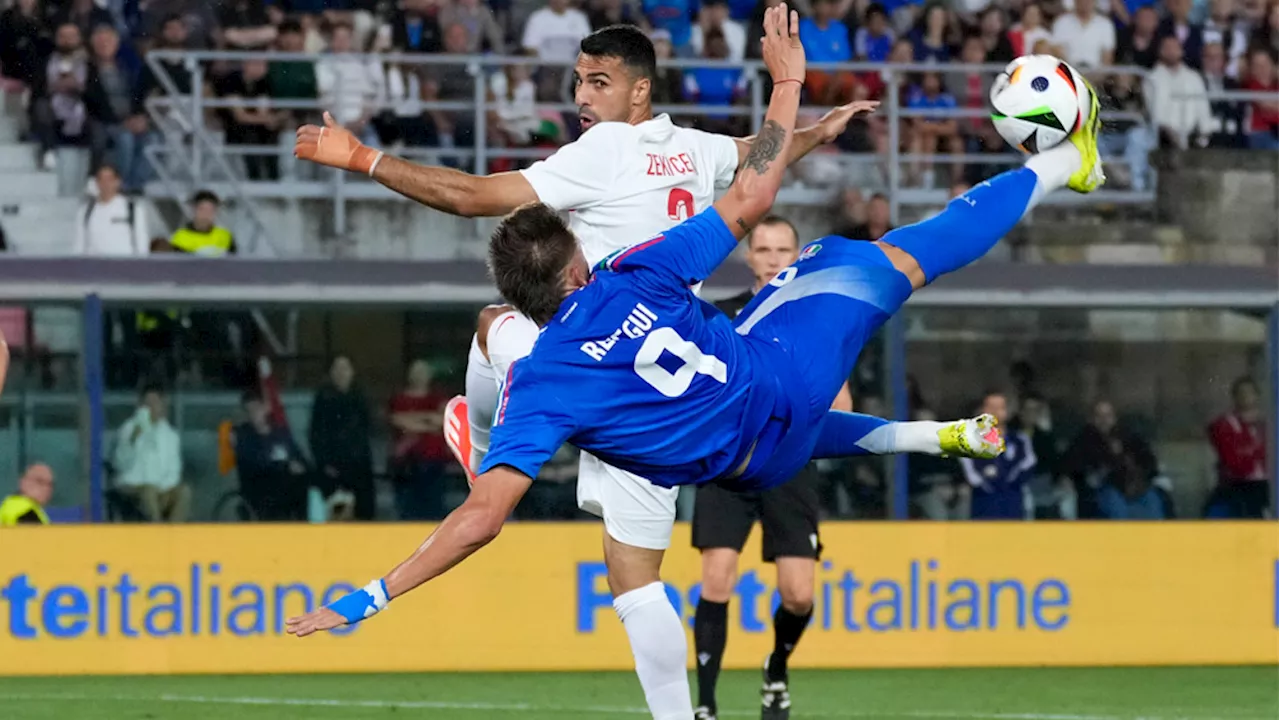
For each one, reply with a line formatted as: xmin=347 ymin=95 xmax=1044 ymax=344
xmin=0 ymin=692 xmax=1261 ymax=720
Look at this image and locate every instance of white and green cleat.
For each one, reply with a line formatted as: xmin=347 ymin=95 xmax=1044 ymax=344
xmin=1067 ymin=78 xmax=1106 ymax=194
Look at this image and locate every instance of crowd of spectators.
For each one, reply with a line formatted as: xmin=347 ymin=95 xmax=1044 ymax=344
xmin=1 ymin=0 xmax=1275 ymax=194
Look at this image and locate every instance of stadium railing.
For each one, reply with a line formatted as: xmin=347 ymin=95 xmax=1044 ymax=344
xmin=139 ymin=51 xmax=1159 ymax=251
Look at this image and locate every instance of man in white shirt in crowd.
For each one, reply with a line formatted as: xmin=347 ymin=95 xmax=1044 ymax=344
xmin=73 ymin=164 xmax=148 ymax=255
xmin=1052 ymin=0 xmax=1115 ymax=69
xmin=112 ymin=385 xmax=189 ymax=522
xmin=522 ymin=0 xmax=593 ymax=62
xmin=316 ymin=21 xmax=383 ymax=146
xmin=691 ymin=0 xmax=747 ymax=61
xmin=1145 ymin=34 xmax=1214 ymax=148
xmin=296 ymin=20 xmax=878 ymax=720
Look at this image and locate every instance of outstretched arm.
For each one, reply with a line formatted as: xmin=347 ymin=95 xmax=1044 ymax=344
xmin=714 ymin=4 xmax=805 ymax=240
xmin=285 ymin=465 xmax=532 ymax=636
xmin=294 ymin=112 xmax=538 ymax=217
xmin=733 ymin=100 xmax=879 ymax=168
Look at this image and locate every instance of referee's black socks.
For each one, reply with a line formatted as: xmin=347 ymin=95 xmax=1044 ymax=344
xmin=693 ymin=599 xmax=728 ymax=711
xmin=766 ymin=604 xmax=813 ymax=683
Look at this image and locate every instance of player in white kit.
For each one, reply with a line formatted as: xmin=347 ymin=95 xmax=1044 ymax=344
xmin=294 ymin=19 xmax=959 ymax=720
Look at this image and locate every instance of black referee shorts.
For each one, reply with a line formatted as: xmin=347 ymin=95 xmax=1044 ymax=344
xmin=691 ymin=464 xmax=822 ymax=562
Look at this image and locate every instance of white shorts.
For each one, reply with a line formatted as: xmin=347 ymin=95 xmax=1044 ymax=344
xmin=577 ymin=452 xmax=678 ymax=551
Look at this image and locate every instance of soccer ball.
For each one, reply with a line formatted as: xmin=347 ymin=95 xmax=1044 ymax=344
xmin=989 ymin=55 xmax=1086 ymax=154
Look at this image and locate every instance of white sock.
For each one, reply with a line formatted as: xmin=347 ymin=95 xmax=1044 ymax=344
xmin=613 ymin=582 xmax=694 ymax=720
xmin=855 ymin=421 xmax=945 ymax=455
xmin=1024 ymin=142 xmax=1082 ymax=208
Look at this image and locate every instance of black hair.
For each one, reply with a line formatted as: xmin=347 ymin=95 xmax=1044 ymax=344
xmin=750 ymin=215 xmax=799 ymax=249
xmin=192 ymin=189 xmax=221 ymax=205
xmin=241 ymin=388 xmax=263 ymax=405
xmin=488 ymin=203 xmax=580 ymax=326
xmin=94 ymin=162 xmax=120 ymax=177
xmin=1231 ymin=376 xmax=1259 ymax=397
xmin=278 ymin=18 xmax=305 ymax=35
xmin=580 ymin=25 xmax=657 ymax=83
xmin=161 ymin=13 xmax=185 ymax=28
xmin=865 ymin=3 xmax=888 ymax=19
xmin=140 ymin=383 xmax=167 ymax=398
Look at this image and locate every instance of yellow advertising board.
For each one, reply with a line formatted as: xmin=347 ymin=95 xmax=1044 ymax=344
xmin=0 ymin=522 xmax=1274 ymax=675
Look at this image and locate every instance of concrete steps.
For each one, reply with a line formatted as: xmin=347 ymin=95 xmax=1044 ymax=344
xmin=0 ymin=198 xmax=81 ymax=255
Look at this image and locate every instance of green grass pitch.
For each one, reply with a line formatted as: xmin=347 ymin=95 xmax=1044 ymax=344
xmin=0 ymin=667 xmax=1274 ymax=719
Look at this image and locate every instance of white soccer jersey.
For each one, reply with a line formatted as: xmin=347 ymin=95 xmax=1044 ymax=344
xmin=519 ymin=113 xmax=741 ymax=266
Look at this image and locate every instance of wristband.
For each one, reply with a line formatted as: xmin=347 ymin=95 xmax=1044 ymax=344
xmin=327 ymin=578 xmax=389 ymax=623
xmin=773 ymin=78 xmax=803 ymax=88
xmin=367 ymin=150 xmax=385 ymax=177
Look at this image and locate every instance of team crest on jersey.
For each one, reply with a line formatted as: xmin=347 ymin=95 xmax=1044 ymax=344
xmin=799 ymin=243 xmax=822 ymax=261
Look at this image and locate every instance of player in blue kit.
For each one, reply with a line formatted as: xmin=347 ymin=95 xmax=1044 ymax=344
xmin=288 ymin=11 xmax=1105 ymax=714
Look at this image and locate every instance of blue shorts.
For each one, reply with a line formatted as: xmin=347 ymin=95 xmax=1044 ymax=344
xmin=729 ymin=238 xmax=913 ymax=490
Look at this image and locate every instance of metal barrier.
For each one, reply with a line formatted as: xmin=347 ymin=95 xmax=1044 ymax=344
xmin=142 ymin=51 xmax=1162 ymax=244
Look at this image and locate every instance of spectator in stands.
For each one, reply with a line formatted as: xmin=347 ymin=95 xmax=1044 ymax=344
xmin=219 ymin=57 xmax=285 ymax=180
xmin=112 ymin=385 xmax=189 ymax=523
xmin=74 ymin=164 xmax=148 ymax=255
xmin=800 ymin=0 xmax=856 ymax=105
xmin=390 ymin=0 xmax=443 ymax=53
xmin=234 ymin=389 xmax=310 ymax=521
xmin=308 ymin=355 xmax=375 ymax=521
xmin=1242 ymin=47 xmax=1279 ymax=149
xmin=1202 ymin=0 xmax=1249 ymax=77
xmin=1157 ymin=0 xmax=1204 ymax=70
xmin=85 ymin=24 xmax=151 ymax=193
xmin=1008 ymin=3 xmax=1050 ymax=57
xmin=692 ymin=0 xmax=746 ymax=60
xmin=170 ymin=189 xmax=236 ymax=255
xmin=683 ymin=27 xmax=748 ymax=134
xmin=912 ymin=3 xmax=953 ymax=62
xmin=961 ymin=391 xmax=1035 ymax=520
xmin=1117 ymin=5 xmax=1161 ymax=68
xmin=491 ymin=63 xmax=546 ymax=149
xmin=649 ymin=29 xmax=686 ymax=103
xmin=440 ymin=0 xmax=507 ymax=52
xmin=425 ymin=23 xmax=479 ymax=163
xmin=0 ymin=0 xmax=50 ymax=90
xmin=1098 ymin=71 xmax=1155 ymax=189
xmin=1095 ymin=435 xmax=1173 ymax=520
xmin=906 ymin=71 xmax=962 ymax=187
xmin=1010 ymin=391 xmax=1076 ymax=519
xmin=909 ymin=406 xmax=968 ymax=520
xmin=0 ymin=463 xmax=53 ymax=526
xmin=32 ymin=22 xmax=89 ymax=172
xmin=135 ymin=14 xmax=193 ymax=107
xmin=388 ymin=359 xmax=450 ymax=520
xmin=140 ymin=0 xmax=218 ymax=50
xmin=317 ymin=20 xmax=383 ymax=145
xmin=644 ymin=0 xmax=697 ymax=55
xmin=589 ymin=0 xmax=641 ymax=29
xmin=1052 ymin=0 xmax=1116 ymax=68
xmin=1062 ymin=399 xmax=1127 ymax=518
xmin=832 ymin=187 xmax=866 ymax=238
xmin=1205 ymin=377 xmax=1269 ymax=518
xmin=219 ymin=0 xmax=277 ymax=50
xmin=1202 ymin=41 xmax=1248 ymax=147
xmin=977 ymin=6 xmax=1015 ymax=62
xmin=855 ymin=3 xmax=896 ymax=61
xmin=850 ymin=192 xmax=893 ymax=240
xmin=523 ymin=0 xmax=593 ymax=61
xmin=1145 ymin=34 xmax=1214 ymax=147
xmin=268 ymin=19 xmax=318 ymax=126
xmin=53 ymin=0 xmax=114 ymax=48
xmin=1249 ymin=0 xmax=1278 ymax=57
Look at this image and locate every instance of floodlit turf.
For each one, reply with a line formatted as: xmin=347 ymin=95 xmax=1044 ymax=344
xmin=0 ymin=667 xmax=1274 ymax=720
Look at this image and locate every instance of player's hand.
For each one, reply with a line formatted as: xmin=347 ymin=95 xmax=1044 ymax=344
xmin=760 ymin=2 xmax=804 ymax=85
xmin=816 ymin=101 xmax=880 ymax=143
xmin=295 ymin=111 xmax=381 ymax=175
xmin=285 ymin=606 xmax=347 ymax=637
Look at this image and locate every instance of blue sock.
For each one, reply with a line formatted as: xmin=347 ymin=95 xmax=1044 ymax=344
xmin=877 ymin=167 xmax=1038 ymax=284
xmin=811 ymin=411 xmax=892 ymax=459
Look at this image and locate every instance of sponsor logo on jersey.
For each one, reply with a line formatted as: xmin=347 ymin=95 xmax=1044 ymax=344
xmin=645 ymin=152 xmax=698 ymax=177
xmin=580 ymin=302 xmax=659 ymax=361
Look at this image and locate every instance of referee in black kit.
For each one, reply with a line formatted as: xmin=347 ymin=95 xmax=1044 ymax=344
xmin=692 ymin=216 xmax=852 ymax=720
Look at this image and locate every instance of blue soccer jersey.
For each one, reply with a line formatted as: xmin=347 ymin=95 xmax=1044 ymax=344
xmin=478 ymin=209 xmax=783 ymax=488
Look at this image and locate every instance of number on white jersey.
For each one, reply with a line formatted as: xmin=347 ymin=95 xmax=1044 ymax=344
xmin=633 ymin=327 xmax=727 ymax=397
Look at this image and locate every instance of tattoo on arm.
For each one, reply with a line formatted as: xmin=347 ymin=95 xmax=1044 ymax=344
xmin=742 ymin=120 xmax=785 ymax=176
xmin=736 ymin=217 xmax=750 ymax=232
